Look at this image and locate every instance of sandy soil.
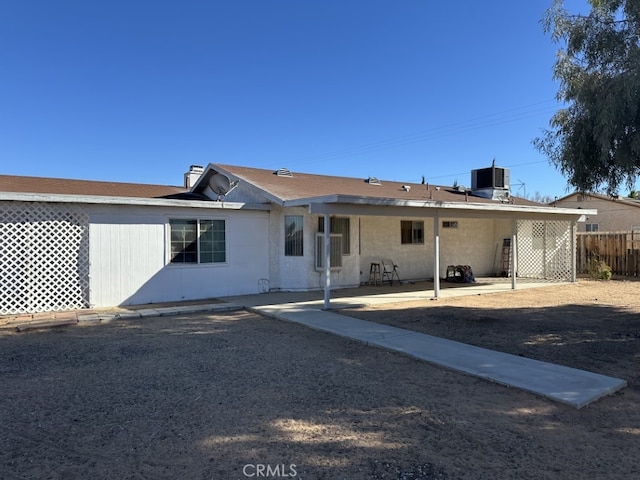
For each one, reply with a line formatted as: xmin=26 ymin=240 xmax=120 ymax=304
xmin=1 ymin=280 xmax=638 ymax=479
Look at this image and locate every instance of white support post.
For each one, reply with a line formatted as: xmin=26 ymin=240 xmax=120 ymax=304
xmin=433 ymin=215 xmax=440 ymax=299
xmin=323 ymin=213 xmax=331 ymax=310
xmin=511 ymin=218 xmax=518 ymax=290
xmin=571 ymin=220 xmax=577 ymax=282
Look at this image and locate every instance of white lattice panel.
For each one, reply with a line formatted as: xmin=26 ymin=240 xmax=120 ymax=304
xmin=0 ymin=202 xmax=89 ymax=314
xmin=516 ymin=220 xmax=572 ymax=281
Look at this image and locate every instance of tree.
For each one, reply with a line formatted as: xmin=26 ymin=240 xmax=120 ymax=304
xmin=534 ymin=0 xmax=640 ymax=194
xmin=527 ymin=191 xmax=555 ymax=204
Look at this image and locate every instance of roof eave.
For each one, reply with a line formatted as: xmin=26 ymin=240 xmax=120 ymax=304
xmin=286 ymin=194 xmax=596 ymax=219
xmin=0 ymin=191 xmax=271 ymax=210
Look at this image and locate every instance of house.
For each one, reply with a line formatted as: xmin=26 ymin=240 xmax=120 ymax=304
xmin=552 ymin=192 xmax=640 ymax=232
xmin=0 ymin=168 xmax=270 ymax=315
xmin=0 ymin=163 xmax=594 ymax=314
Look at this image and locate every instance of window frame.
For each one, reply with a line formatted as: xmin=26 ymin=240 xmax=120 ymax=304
xmin=168 ymin=218 xmax=226 ymax=265
xmin=401 ymin=220 xmax=424 ymax=245
xmin=284 ymin=215 xmax=304 ymax=256
xmin=318 ymin=216 xmax=351 ymax=255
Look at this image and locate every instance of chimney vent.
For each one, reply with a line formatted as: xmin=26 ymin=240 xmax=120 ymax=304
xmin=184 ymin=165 xmax=204 ymax=188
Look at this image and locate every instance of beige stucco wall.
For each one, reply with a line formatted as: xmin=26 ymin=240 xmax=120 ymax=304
xmin=268 ymin=208 xmax=515 ymax=290
xmin=555 ymin=194 xmax=640 ymax=232
xmin=266 ymin=206 xmax=577 ymax=290
xmin=360 ymin=215 xmax=514 ymax=282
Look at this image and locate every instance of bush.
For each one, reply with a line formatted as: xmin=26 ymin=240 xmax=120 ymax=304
xmin=588 ymin=257 xmax=612 ymax=280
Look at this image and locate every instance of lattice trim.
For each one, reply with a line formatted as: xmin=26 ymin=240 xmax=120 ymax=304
xmin=0 ymin=202 xmax=89 ymax=314
xmin=516 ymin=220 xmax=572 ymax=282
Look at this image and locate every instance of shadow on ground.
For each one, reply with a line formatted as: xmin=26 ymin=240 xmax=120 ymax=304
xmin=0 ymin=306 xmax=637 ymax=480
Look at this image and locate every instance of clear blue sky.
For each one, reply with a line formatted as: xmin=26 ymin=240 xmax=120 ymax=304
xmin=1 ymin=0 xmax=594 ymax=199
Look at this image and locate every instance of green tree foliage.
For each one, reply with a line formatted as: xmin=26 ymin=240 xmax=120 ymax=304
xmin=534 ymin=0 xmax=640 ymax=194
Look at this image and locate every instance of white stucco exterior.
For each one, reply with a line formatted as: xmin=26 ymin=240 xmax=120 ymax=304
xmin=0 ymin=193 xmax=270 ymax=313
xmin=88 ymin=204 xmax=270 ymax=306
xmin=261 ymin=206 xmax=517 ymax=291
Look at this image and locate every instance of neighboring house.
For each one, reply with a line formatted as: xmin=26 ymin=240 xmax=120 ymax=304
xmin=552 ymin=192 xmax=640 ymax=232
xmin=0 ymin=163 xmax=594 ymax=314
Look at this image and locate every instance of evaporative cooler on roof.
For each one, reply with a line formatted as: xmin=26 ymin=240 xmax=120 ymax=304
xmin=471 ymin=164 xmax=510 ymax=200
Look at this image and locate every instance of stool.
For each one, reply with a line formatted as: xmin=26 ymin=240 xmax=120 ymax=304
xmin=368 ymin=263 xmax=382 ymax=285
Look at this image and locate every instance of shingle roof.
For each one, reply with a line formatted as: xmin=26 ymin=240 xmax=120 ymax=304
xmin=554 ymin=191 xmax=640 ymax=209
xmin=0 ymin=174 xmax=197 ymax=200
xmin=214 ymin=164 xmax=542 ymax=206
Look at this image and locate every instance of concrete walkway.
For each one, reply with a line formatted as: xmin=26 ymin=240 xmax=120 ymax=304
xmin=4 ymin=280 xmax=628 ymax=408
xmin=220 ymin=283 xmax=628 ymax=409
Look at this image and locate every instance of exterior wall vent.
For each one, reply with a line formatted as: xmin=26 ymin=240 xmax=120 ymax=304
xmin=275 ymin=168 xmax=293 ymax=177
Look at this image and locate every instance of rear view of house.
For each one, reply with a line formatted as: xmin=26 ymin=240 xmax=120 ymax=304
xmin=0 ymin=163 xmax=594 ymax=314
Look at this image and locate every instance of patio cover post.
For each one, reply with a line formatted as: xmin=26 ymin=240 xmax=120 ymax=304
xmin=323 ymin=213 xmax=331 ymax=310
xmin=433 ymin=215 xmax=440 ymax=298
xmin=511 ymin=218 xmax=517 ymax=290
xmin=571 ymin=220 xmax=577 ymax=282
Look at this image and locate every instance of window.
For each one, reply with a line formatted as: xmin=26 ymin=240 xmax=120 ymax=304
xmin=401 ymin=220 xmax=424 ymax=244
xmin=318 ymin=216 xmax=350 ymax=254
xmin=285 ymin=215 xmax=304 ymax=256
xmin=585 ymin=223 xmax=599 ymax=232
xmin=442 ymin=221 xmax=458 ymax=229
xmin=170 ymin=219 xmax=225 ymax=264
xmin=315 ymin=234 xmax=343 ymax=270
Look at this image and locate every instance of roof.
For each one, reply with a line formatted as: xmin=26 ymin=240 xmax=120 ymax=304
xmin=0 ymin=174 xmax=203 ymax=200
xmin=554 ymin=191 xmax=640 ymax=209
xmin=208 ymin=164 xmax=543 ymax=207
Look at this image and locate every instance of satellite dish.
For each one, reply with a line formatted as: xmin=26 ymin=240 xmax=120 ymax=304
xmin=209 ymin=174 xmax=231 ymax=195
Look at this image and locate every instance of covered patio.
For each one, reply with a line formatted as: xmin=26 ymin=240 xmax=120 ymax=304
xmin=224 ymin=277 xmax=569 ymax=310
xmin=309 ymin=199 xmax=593 ymax=309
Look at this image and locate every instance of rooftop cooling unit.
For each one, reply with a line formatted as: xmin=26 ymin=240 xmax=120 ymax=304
xmin=471 ymin=166 xmax=509 ymax=190
xmin=471 ymin=165 xmax=510 ymax=200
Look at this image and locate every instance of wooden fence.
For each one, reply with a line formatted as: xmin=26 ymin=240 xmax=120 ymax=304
xmin=576 ymin=231 xmax=640 ymax=277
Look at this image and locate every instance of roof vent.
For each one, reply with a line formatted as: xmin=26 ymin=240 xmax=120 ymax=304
xmin=275 ymin=167 xmax=293 ymax=177
xmin=366 ymin=177 xmax=381 ymax=185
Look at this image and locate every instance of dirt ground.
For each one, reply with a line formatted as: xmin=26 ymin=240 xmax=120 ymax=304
xmin=1 ymin=280 xmax=638 ymax=480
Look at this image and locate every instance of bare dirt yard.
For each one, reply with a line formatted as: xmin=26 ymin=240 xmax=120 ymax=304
xmin=1 ymin=279 xmax=638 ymax=480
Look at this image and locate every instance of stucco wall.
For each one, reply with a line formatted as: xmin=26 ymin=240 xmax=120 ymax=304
xmin=268 ymin=207 xmax=361 ymax=291
xmin=266 ymin=208 xmax=515 ymax=289
xmin=556 ymin=194 xmax=640 ymax=232
xmin=360 ymin=216 xmax=512 ymax=282
xmin=89 ymin=204 xmax=269 ymax=307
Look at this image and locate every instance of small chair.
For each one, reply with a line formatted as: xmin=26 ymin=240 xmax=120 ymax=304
xmin=381 ymin=259 xmax=401 ymax=286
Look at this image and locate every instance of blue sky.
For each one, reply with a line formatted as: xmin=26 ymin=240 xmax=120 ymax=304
xmin=1 ymin=0 xmax=594 ymax=198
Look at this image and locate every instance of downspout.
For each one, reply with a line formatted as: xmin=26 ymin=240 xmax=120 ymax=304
xmin=433 ymin=215 xmax=440 ymax=299
xmin=323 ymin=213 xmax=331 ymax=310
